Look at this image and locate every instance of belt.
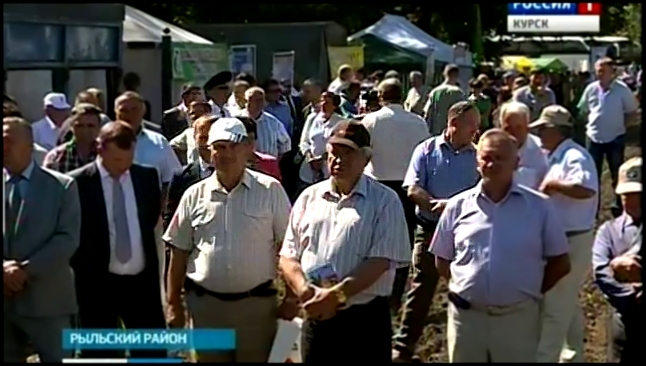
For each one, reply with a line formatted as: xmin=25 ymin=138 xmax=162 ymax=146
xmin=448 ymin=292 xmax=535 ymax=315
xmin=186 ymin=279 xmax=277 ymax=301
xmin=566 ymin=229 xmax=592 ymax=237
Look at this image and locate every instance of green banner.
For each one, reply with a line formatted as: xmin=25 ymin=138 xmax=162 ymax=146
xmin=171 ymin=43 xmax=228 ymax=85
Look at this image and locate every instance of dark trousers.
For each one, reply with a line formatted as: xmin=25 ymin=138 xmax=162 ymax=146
xmin=378 ymin=180 xmax=417 ymax=313
xmin=78 ymin=272 xmax=167 ymax=359
xmin=301 ymin=296 xmax=391 ymax=363
xmin=393 ymin=223 xmax=440 ymax=358
xmin=587 ymin=134 xmax=625 ymax=218
xmin=608 ymin=311 xmax=643 ymax=363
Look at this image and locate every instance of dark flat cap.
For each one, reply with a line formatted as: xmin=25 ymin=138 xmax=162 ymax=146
xmin=203 ymin=71 xmax=233 ymax=91
xmin=328 ymin=120 xmax=371 ymax=150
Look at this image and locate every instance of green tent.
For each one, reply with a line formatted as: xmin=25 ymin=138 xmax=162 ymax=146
xmin=530 ymin=57 xmax=569 ymax=72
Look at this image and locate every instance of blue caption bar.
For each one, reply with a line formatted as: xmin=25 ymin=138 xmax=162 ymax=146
xmin=62 ymin=329 xmax=235 ymax=351
xmin=508 ymin=3 xmax=577 ymax=15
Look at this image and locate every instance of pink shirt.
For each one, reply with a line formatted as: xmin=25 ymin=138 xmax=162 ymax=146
xmin=253 ymin=151 xmax=282 ymax=182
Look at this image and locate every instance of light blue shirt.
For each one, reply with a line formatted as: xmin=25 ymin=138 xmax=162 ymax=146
xmin=577 ymin=80 xmax=639 ymax=143
xmin=249 ymin=111 xmax=291 ymax=158
xmin=430 ymin=182 xmax=569 ymax=306
xmin=135 ymin=128 xmax=182 ymax=185
xmin=403 ymin=135 xmax=479 ymax=223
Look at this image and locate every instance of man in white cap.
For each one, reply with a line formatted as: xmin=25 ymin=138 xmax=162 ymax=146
xmin=530 ymin=105 xmax=599 ymax=363
xmin=163 ymin=117 xmax=294 ymax=363
xmin=592 ymin=157 xmax=642 ymax=363
xmin=31 ymin=92 xmax=71 ymax=151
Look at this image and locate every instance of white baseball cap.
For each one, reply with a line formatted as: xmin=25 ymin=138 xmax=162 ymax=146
xmin=43 ymin=92 xmax=71 ymax=110
xmin=207 ymin=117 xmax=248 ymax=145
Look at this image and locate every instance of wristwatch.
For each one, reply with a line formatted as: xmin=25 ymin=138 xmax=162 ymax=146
xmin=333 ymin=287 xmax=348 ymax=308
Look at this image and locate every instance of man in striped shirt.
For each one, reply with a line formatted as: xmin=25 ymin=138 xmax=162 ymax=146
xmin=238 ymin=87 xmax=291 ymax=159
xmin=279 ymin=120 xmax=412 ymax=363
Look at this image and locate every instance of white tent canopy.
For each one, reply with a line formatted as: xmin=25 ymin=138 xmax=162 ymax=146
xmin=348 ymin=14 xmax=472 ymax=66
xmin=123 ymin=6 xmax=213 ymax=44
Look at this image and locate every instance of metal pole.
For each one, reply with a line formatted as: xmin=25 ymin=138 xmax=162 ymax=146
xmin=161 ymin=27 xmax=173 ymax=112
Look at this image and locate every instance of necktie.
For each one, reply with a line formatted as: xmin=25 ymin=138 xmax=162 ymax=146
xmin=220 ymin=109 xmax=226 ymax=118
xmin=6 ymin=175 xmax=23 ymax=243
xmin=112 ymin=178 xmax=132 ymax=263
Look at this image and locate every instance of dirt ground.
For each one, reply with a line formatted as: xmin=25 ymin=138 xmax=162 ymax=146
xmin=411 ymin=139 xmax=642 ymax=363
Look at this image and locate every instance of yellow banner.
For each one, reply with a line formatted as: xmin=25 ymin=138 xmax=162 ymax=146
xmin=327 ymin=46 xmax=364 ymax=79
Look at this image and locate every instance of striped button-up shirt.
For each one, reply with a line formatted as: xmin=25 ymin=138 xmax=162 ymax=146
xmin=430 ymin=182 xmax=569 ymax=306
xmin=242 ymin=111 xmax=291 ymax=158
xmin=403 ymin=134 xmax=479 ymax=223
xmin=280 ymin=175 xmax=412 ymax=306
xmin=163 ymin=169 xmax=291 ymax=293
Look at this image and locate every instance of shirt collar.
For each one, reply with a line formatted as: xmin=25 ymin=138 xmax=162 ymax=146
xmin=621 ymin=213 xmax=640 ymax=228
xmin=205 ymin=169 xmax=251 ymax=193
xmin=178 ymin=103 xmax=188 ymax=112
xmin=436 ymin=133 xmax=476 ymax=152
xmin=547 ymin=138 xmax=573 ymax=164
xmin=322 ymin=174 xmax=369 ymax=199
xmin=96 ymin=158 xmax=130 ymax=181
xmin=4 ymin=160 xmax=35 ymax=182
xmin=472 ymin=180 xmax=523 ymax=203
xmin=45 ymin=116 xmax=59 ymax=129
xmin=198 ymin=156 xmax=212 ymax=172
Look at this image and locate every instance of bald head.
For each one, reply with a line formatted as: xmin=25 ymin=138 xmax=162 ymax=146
xmin=377 ymin=78 xmax=403 ymax=104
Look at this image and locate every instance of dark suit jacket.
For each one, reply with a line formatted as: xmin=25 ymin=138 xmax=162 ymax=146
xmin=161 ymin=106 xmax=189 ymax=141
xmin=163 ymin=162 xmax=203 ymax=230
xmin=68 ymin=162 xmax=162 ymax=305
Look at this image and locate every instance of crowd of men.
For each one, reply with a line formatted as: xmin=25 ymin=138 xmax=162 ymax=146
xmin=2 ymin=55 xmax=642 ymax=363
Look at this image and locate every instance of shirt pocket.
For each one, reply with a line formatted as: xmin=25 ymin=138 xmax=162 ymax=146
xmin=191 ymin=205 xmax=217 ymax=252
xmin=243 ymin=206 xmax=273 ymax=243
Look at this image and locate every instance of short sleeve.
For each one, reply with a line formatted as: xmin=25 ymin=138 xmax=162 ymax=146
xmin=577 ymin=85 xmax=592 ymax=112
xmin=159 ymin=139 xmax=183 ymax=184
xmin=170 ymin=130 xmax=188 ymax=150
xmin=275 ymin=119 xmax=292 ymax=155
xmin=271 ymin=182 xmax=292 ymax=245
xmin=402 ymin=141 xmax=429 ymax=189
xmin=279 ymin=192 xmax=308 ymax=260
xmin=428 ymin=201 xmax=457 ymax=261
xmin=162 ymin=188 xmax=195 ymax=252
xmin=542 ymin=199 xmax=569 ymax=257
xmin=621 ymin=86 xmax=639 ymax=114
xmin=565 ymin=156 xmax=598 ymax=193
xmin=367 ymin=192 xmax=412 ymax=266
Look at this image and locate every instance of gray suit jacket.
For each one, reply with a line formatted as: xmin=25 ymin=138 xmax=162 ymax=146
xmin=3 ymin=165 xmax=81 ymax=317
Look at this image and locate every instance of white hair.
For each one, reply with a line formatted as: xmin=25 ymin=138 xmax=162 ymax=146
xmin=499 ymin=101 xmax=530 ymax=124
xmin=244 ymin=86 xmax=264 ymax=100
